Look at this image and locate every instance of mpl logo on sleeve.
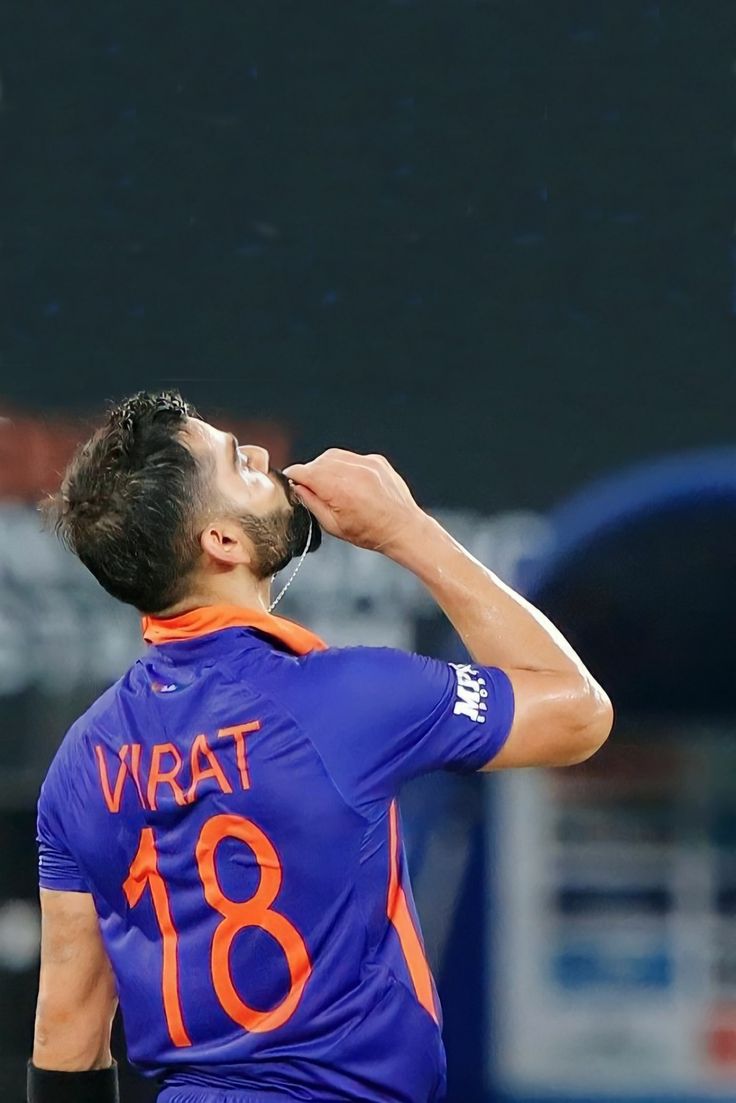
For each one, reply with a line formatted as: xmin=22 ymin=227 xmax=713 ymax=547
xmin=450 ymin=663 xmax=488 ymax=723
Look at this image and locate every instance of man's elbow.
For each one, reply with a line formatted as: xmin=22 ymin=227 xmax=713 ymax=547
xmin=556 ymin=680 xmax=614 ymax=766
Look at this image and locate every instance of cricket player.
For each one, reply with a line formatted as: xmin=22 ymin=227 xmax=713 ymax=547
xmin=28 ymin=391 xmax=612 ymax=1103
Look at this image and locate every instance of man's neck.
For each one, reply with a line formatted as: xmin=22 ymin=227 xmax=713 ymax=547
xmin=160 ymin=572 xmax=272 ymax=618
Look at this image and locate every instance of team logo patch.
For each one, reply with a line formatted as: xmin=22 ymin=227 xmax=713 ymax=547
xmin=449 ymin=663 xmax=488 ymax=723
xmin=151 ymin=681 xmax=180 ymax=694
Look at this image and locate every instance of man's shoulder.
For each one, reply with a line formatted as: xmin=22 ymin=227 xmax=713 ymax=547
xmin=294 ymin=645 xmax=423 ymax=678
xmin=281 ymin=645 xmax=432 ymax=717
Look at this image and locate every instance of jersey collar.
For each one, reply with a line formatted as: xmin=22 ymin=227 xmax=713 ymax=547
xmin=141 ymin=604 xmax=327 ymax=655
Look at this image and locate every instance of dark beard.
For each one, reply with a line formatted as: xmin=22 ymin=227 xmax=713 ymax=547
xmin=237 ymin=469 xmax=322 ymax=580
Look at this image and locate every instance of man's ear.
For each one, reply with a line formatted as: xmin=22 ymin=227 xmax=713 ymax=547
xmin=200 ymin=519 xmax=253 ymax=568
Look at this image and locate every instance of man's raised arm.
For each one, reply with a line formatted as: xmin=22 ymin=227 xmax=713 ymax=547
xmin=284 ymin=450 xmax=613 ymax=770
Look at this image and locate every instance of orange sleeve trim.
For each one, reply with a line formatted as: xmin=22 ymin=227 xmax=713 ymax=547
xmin=387 ymin=801 xmax=438 ymax=1023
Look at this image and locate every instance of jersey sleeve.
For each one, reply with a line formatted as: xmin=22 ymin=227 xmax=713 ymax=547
xmin=37 ymin=756 xmax=90 ymax=893
xmin=293 ymin=647 xmax=515 ymax=808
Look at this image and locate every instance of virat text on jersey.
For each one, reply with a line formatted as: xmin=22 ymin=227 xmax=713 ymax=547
xmin=96 ymin=721 xmax=260 ymax=812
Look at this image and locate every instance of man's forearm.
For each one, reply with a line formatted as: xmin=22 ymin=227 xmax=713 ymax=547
xmin=386 ymin=512 xmax=596 ymax=682
xmin=33 ymin=1017 xmax=113 ymax=1072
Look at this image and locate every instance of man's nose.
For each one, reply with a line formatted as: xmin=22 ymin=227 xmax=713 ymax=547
xmin=242 ymin=445 xmax=270 ymax=474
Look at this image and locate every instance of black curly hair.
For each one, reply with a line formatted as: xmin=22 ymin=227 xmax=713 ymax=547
xmin=43 ymin=391 xmax=212 ymax=613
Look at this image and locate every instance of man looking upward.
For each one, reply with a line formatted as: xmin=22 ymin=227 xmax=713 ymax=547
xmin=30 ymin=391 xmax=612 ymax=1103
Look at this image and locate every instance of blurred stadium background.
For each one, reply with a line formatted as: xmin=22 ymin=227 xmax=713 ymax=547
xmin=1 ymin=2 xmax=735 ymax=1100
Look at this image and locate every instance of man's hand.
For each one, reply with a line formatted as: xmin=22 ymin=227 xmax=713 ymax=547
xmin=283 ymin=449 xmax=424 ymax=553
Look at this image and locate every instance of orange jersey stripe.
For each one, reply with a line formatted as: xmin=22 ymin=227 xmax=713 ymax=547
xmin=387 ymin=801 xmax=438 ymax=1023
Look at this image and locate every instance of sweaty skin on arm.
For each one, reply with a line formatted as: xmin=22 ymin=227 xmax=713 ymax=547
xmin=33 ymin=889 xmax=118 ymax=1071
xmin=284 ymin=449 xmax=614 ymax=770
xmin=384 ymin=512 xmax=612 ymax=768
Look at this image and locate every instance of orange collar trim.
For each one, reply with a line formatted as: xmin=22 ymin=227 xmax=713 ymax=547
xmin=141 ymin=604 xmax=327 ymax=655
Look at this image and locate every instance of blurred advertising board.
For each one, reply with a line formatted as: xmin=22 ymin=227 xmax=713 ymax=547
xmin=488 ymin=730 xmax=736 ymax=1098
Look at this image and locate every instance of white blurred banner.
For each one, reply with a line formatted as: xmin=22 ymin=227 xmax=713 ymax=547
xmin=0 ymin=504 xmax=552 ymax=696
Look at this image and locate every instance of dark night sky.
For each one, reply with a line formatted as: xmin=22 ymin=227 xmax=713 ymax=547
xmin=1 ymin=1 xmax=734 ymax=511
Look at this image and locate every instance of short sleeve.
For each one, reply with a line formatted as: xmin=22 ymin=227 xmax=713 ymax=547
xmin=291 ymin=647 xmax=515 ymax=808
xmin=37 ymin=762 xmax=89 ymax=893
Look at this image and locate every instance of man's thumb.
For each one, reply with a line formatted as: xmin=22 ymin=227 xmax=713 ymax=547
xmin=282 ymin=463 xmax=307 ymax=481
xmin=284 ymin=463 xmax=324 ymax=503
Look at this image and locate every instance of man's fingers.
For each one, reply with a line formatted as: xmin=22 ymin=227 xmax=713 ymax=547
xmin=290 ymin=482 xmax=344 ymax=537
xmin=284 ymin=449 xmax=418 ymax=551
xmin=283 ymin=456 xmax=345 ymax=495
xmin=284 ymin=451 xmax=385 ymax=508
xmin=283 ymin=462 xmax=329 ymax=496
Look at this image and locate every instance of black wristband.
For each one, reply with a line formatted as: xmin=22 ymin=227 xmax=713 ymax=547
xmin=27 ymin=1060 xmax=119 ymax=1103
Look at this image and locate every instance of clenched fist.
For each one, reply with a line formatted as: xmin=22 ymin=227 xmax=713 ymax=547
xmin=283 ymin=449 xmax=425 ymax=554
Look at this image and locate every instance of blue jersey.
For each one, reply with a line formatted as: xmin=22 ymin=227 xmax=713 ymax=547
xmin=37 ymin=605 xmax=514 ymax=1103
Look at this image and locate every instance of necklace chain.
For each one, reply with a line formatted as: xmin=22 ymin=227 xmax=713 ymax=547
xmin=267 ymin=515 xmax=313 ymax=613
